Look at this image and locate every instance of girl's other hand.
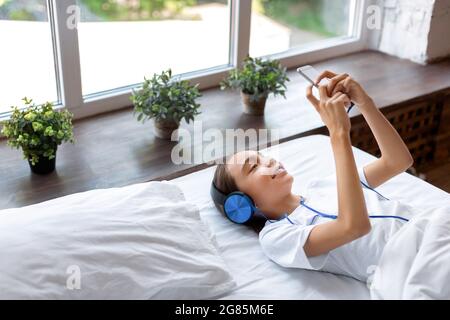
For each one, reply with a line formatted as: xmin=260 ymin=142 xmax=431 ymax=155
xmin=306 ymin=84 xmax=351 ymax=136
xmin=315 ymin=70 xmax=372 ymax=109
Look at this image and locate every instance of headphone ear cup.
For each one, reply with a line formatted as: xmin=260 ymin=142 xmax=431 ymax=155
xmin=224 ymin=192 xmax=255 ymax=224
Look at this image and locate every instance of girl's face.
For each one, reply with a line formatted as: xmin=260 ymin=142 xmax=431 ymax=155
xmin=226 ymin=151 xmax=294 ymax=218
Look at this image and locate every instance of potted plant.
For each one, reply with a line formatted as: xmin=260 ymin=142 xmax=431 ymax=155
xmin=1 ymin=98 xmax=74 ymax=175
xmin=220 ymin=56 xmax=289 ymax=115
xmin=131 ymin=69 xmax=202 ymax=139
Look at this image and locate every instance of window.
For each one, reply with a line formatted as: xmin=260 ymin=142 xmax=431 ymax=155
xmin=0 ymin=0 xmax=367 ymax=120
xmin=0 ymin=0 xmax=58 ymax=114
xmin=250 ymin=0 xmax=353 ymax=58
xmin=76 ymin=0 xmax=232 ymax=96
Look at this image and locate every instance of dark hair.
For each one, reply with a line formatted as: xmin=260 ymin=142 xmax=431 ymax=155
xmin=212 ymin=162 xmax=267 ymax=234
xmin=213 ymin=163 xmax=238 ymax=198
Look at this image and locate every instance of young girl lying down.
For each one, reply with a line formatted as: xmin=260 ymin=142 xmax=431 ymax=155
xmin=211 ymin=71 xmax=414 ymax=282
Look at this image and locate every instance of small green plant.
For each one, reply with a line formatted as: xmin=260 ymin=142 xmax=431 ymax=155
xmin=220 ymin=56 xmax=289 ymax=101
xmin=131 ymin=69 xmax=201 ymax=124
xmin=1 ymin=98 xmax=74 ymax=165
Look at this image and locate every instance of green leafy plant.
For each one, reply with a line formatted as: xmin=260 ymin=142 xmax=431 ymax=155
xmin=131 ymin=69 xmax=201 ymax=124
xmin=220 ymin=56 xmax=289 ymax=101
xmin=1 ymin=98 xmax=75 ymax=165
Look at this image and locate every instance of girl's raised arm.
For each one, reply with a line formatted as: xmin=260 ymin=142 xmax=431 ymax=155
xmin=316 ymin=71 xmax=414 ymax=188
xmin=303 ymin=85 xmax=371 ymax=257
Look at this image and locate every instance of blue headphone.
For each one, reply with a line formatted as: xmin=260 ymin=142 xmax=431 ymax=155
xmin=210 ymin=182 xmax=263 ymax=224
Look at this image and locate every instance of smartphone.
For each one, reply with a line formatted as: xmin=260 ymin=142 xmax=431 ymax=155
xmin=297 ymin=65 xmax=354 ymax=113
xmin=296 ymin=65 xmax=326 ymax=88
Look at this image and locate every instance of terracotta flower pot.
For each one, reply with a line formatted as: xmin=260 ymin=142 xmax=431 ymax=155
xmin=241 ymin=92 xmax=268 ymax=116
xmin=28 ymin=153 xmax=57 ymax=175
xmin=153 ymin=118 xmax=179 ymax=140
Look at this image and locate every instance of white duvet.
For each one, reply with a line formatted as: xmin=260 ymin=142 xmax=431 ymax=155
xmin=370 ymin=205 xmax=450 ymax=299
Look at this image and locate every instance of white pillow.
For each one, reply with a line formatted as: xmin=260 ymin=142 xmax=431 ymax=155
xmin=0 ymin=181 xmax=236 ymax=299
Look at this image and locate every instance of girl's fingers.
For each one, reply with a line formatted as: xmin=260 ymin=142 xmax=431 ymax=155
xmin=306 ymin=85 xmax=319 ymax=110
xmin=318 ymin=85 xmax=329 ymax=100
xmin=327 ymin=74 xmax=349 ymax=96
xmin=335 ymin=93 xmax=351 ymax=106
xmin=329 ymin=92 xmax=343 ymax=102
xmin=343 ymin=77 xmax=354 ymax=90
xmin=329 ymin=92 xmax=351 ymax=108
xmin=314 ymin=70 xmax=337 ymax=85
xmin=331 ymin=80 xmax=347 ymax=96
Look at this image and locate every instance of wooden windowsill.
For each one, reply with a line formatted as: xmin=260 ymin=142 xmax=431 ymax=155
xmin=1 ymin=50 xmax=450 ymax=210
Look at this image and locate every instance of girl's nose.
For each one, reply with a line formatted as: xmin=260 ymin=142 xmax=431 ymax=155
xmin=268 ymin=158 xmax=276 ymax=167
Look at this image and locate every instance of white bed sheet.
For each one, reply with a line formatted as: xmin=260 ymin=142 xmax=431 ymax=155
xmin=172 ymin=134 xmax=449 ymax=300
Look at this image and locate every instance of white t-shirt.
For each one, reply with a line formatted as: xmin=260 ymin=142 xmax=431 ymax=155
xmin=259 ymin=167 xmax=415 ymax=282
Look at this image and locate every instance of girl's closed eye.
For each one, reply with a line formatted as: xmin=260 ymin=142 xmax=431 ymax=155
xmin=248 ymin=154 xmax=261 ymax=173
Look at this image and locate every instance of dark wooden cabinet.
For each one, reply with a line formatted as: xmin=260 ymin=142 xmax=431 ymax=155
xmin=349 ymin=95 xmax=449 ymax=173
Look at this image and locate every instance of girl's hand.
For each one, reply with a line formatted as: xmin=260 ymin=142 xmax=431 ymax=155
xmin=306 ymin=84 xmax=351 ymax=135
xmin=315 ymin=70 xmax=372 ymax=109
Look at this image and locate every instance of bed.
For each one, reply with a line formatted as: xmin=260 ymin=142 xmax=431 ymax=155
xmin=1 ymin=134 xmax=448 ymax=299
xmin=172 ymin=134 xmax=450 ymax=300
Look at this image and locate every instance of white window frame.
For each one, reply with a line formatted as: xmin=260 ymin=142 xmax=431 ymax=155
xmin=1 ymin=0 xmax=370 ymax=123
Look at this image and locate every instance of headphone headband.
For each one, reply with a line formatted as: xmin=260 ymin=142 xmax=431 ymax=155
xmin=210 ymin=182 xmax=228 ymax=207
